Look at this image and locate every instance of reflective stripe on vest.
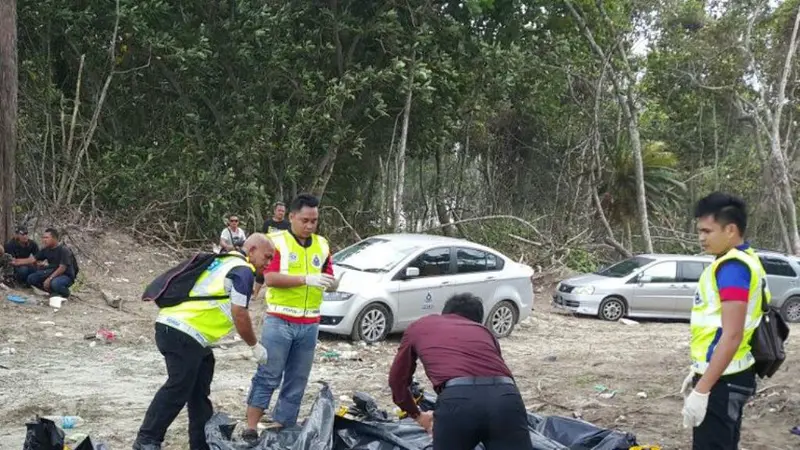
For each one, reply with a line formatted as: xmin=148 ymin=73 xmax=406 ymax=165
xmin=266 ymin=230 xmax=330 ymax=319
xmin=157 ymin=253 xmax=254 ymax=346
xmin=690 ymin=247 xmax=768 ymax=376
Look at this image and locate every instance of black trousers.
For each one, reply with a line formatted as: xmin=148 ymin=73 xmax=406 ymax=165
xmin=433 ymin=383 xmax=533 ymax=450
xmin=136 ymin=323 xmax=215 ymax=450
xmin=693 ymin=369 xmax=756 ymax=450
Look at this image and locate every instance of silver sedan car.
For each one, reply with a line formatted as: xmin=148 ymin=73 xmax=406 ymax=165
xmin=320 ymin=233 xmax=534 ymax=343
xmin=553 ymin=254 xmax=714 ymax=321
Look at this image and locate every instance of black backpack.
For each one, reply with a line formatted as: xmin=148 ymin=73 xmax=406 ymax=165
xmin=751 ymin=282 xmax=790 ymax=378
xmin=142 ymin=252 xmax=233 ymax=308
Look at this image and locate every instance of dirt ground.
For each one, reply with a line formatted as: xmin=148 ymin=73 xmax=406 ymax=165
xmin=1 ymin=230 xmax=798 ymax=450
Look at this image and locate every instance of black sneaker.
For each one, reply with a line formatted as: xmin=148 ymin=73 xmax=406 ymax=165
xmin=241 ymin=428 xmax=259 ymax=445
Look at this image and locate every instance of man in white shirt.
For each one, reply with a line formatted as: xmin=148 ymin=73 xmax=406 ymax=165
xmin=220 ymin=215 xmax=247 ymax=252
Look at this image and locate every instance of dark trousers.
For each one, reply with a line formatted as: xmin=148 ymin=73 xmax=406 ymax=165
xmin=136 ymin=324 xmax=215 ymax=450
xmin=693 ymin=369 xmax=756 ymax=450
xmin=27 ymin=269 xmax=74 ymax=297
xmin=433 ymin=383 xmax=533 ymax=450
xmin=14 ymin=265 xmax=36 ymax=285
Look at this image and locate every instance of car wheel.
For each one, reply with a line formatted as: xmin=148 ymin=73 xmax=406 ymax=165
xmin=351 ymin=303 xmax=391 ymax=343
xmin=486 ymin=301 xmax=518 ymax=338
xmin=780 ymin=296 xmax=800 ymax=323
xmin=598 ymin=297 xmax=625 ymax=321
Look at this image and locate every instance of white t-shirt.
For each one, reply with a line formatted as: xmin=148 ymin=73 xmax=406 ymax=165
xmin=220 ymin=227 xmax=247 ymax=247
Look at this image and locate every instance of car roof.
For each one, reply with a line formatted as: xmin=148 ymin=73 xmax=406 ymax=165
xmin=635 ymin=253 xmax=713 ymax=261
xmin=369 ymin=233 xmax=477 ymax=246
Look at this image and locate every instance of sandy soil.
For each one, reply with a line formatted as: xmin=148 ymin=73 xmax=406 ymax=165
xmin=0 ymin=230 xmax=798 ymax=450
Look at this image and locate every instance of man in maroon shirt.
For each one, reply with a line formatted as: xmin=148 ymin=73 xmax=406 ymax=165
xmin=389 ymin=293 xmax=533 ymax=450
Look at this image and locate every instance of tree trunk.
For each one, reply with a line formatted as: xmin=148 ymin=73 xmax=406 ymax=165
xmin=627 ymin=117 xmax=654 ymax=253
xmin=769 ymin=3 xmax=800 ymax=254
xmin=563 ymin=0 xmax=653 ymax=253
xmin=0 ymin=0 xmax=17 ymax=241
xmin=393 ymin=61 xmax=414 ymax=232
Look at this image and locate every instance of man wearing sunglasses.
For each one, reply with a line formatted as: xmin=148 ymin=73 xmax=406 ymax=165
xmin=220 ymin=215 xmax=247 ymax=252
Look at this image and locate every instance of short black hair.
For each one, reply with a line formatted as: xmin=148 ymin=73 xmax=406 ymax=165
xmin=694 ymin=192 xmax=748 ymax=235
xmin=44 ymin=227 xmax=60 ymax=240
xmin=289 ymin=193 xmax=320 ymax=213
xmin=274 ymin=201 xmax=285 ymax=208
xmin=442 ymin=293 xmax=484 ymax=323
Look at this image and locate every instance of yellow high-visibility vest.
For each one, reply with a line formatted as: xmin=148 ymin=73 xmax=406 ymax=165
xmin=265 ymin=230 xmax=330 ymax=320
xmin=691 ymin=247 xmax=768 ymax=375
xmin=157 ymin=253 xmax=254 ymax=346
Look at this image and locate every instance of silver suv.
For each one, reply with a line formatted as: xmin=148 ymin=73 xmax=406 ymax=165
xmin=553 ymin=251 xmax=800 ymax=322
xmin=756 ymin=250 xmax=800 ymax=322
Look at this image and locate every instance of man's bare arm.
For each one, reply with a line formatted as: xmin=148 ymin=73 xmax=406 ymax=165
xmin=231 ymin=305 xmax=257 ymax=346
xmin=14 ymin=255 xmax=35 ymax=266
xmin=264 ymin=272 xmax=306 ymax=288
xmin=695 ymin=301 xmax=748 ymax=393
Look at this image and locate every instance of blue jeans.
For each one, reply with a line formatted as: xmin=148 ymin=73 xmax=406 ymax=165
xmin=246 ymin=315 xmax=319 ymax=426
xmin=27 ymin=269 xmax=74 ymax=297
xmin=14 ymin=265 xmax=36 ymax=285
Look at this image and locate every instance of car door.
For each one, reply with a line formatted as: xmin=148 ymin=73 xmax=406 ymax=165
xmin=760 ymin=256 xmax=799 ymax=303
xmin=395 ymin=247 xmax=455 ymax=328
xmin=631 ymin=260 xmax=678 ymax=316
xmin=676 ymin=261 xmax=708 ymax=317
xmin=452 ymin=247 xmax=496 ymax=300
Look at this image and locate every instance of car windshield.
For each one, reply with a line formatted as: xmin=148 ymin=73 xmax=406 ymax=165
xmin=595 ymin=256 xmax=655 ymax=278
xmin=333 ymin=238 xmax=421 ymax=273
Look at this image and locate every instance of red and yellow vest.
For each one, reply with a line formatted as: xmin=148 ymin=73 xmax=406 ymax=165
xmin=265 ymin=230 xmax=330 ymax=322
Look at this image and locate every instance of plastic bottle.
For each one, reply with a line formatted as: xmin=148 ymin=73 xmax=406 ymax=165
xmin=42 ymin=416 xmax=84 ymax=429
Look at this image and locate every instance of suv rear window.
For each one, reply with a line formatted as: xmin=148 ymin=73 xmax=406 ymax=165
xmin=760 ymin=257 xmax=797 ymax=277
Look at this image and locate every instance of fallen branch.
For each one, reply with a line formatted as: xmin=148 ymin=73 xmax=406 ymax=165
xmin=508 ymin=233 xmax=543 ymax=247
xmin=422 ymin=214 xmax=548 ymax=239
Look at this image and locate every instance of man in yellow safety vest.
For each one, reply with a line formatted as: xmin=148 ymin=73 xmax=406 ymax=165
xmin=133 ymin=234 xmax=275 ymax=450
xmin=681 ymin=192 xmax=764 ymax=449
xmin=243 ymin=193 xmax=338 ymax=441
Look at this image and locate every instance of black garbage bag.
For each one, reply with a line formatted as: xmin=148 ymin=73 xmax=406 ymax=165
xmin=207 ymin=382 xmax=336 ymax=450
xmin=23 ymin=418 xmax=64 ymax=450
xmin=530 ymin=415 xmax=636 ymax=450
xmin=206 ymin=385 xmax=637 ymax=450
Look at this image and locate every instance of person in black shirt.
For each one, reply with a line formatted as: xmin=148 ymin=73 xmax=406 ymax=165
xmin=262 ymin=201 xmax=291 ymax=233
xmin=3 ymin=225 xmax=39 ymax=286
xmin=17 ymin=228 xmax=79 ymax=297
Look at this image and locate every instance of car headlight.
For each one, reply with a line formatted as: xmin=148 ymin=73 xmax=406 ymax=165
xmin=323 ymin=291 xmax=354 ymax=301
xmin=573 ymin=285 xmax=595 ymax=295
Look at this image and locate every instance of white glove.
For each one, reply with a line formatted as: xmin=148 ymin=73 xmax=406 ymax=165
xmin=305 ymin=274 xmax=335 ymax=289
xmin=682 ymin=390 xmax=710 ymax=428
xmin=680 ymin=370 xmax=695 ymax=397
xmin=250 ymin=343 xmax=268 ymax=365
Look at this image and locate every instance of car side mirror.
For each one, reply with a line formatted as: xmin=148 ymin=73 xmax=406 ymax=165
xmin=405 ymin=267 xmax=420 ymax=279
xmin=639 ymin=275 xmax=652 ymax=283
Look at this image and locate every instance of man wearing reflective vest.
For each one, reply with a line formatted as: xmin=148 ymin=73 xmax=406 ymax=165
xmin=681 ymin=192 xmax=764 ymax=449
xmin=133 ymin=234 xmax=275 ymax=450
xmin=244 ymin=193 xmax=338 ymax=440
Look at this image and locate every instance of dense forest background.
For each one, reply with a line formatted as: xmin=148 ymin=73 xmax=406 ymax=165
xmin=2 ymin=0 xmax=800 ymax=272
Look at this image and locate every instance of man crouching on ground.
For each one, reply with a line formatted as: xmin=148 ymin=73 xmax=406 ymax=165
xmin=132 ymin=234 xmax=274 ymax=450
xmin=389 ymin=293 xmax=534 ymax=450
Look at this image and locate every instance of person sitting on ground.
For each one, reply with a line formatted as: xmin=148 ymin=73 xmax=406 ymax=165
xmin=220 ymin=215 xmax=247 ymax=252
xmin=262 ymin=201 xmax=290 ymax=233
xmin=16 ymin=228 xmax=79 ymax=298
xmin=388 ymin=293 xmax=534 ymax=450
xmin=3 ymin=225 xmax=39 ymax=286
